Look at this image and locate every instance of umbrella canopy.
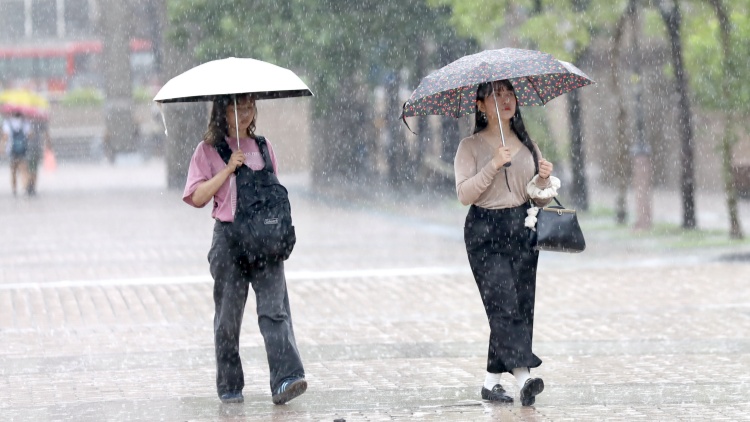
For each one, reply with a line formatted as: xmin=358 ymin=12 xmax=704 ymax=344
xmin=153 ymin=57 xmax=313 ymax=103
xmin=0 ymin=89 xmax=50 ymax=119
xmin=153 ymin=57 xmax=313 ymax=147
xmin=402 ymin=48 xmax=594 ymax=119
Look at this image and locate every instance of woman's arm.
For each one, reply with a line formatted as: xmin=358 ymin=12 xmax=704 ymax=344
xmin=190 ymin=149 xmax=245 ymax=207
xmin=529 ymin=142 xmax=556 ymax=207
xmin=455 ymin=139 xmax=505 ymax=206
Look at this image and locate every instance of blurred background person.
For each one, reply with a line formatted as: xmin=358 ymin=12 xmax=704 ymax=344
xmin=1 ymin=111 xmax=32 ymax=197
xmin=26 ymin=117 xmax=52 ymax=196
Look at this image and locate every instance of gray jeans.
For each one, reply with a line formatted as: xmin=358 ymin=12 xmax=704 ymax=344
xmin=208 ymin=222 xmax=305 ymax=395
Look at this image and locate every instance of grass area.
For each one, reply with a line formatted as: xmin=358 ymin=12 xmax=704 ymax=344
xmin=57 ymin=87 xmax=153 ymax=107
xmin=311 ymin=180 xmax=749 ymax=252
xmin=59 ymin=88 xmax=104 ymax=106
xmin=579 ymin=208 xmax=750 ymax=249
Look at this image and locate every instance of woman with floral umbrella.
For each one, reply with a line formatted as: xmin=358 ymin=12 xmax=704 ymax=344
xmin=403 ymin=49 xmax=593 ymax=406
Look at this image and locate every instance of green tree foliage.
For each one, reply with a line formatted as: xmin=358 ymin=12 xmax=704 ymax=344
xmin=428 ymin=0 xmax=624 ymax=63
xmin=682 ymin=0 xmax=748 ymax=238
xmin=518 ymin=0 xmax=625 ymax=61
xmin=683 ymin=0 xmax=750 ymax=112
xmin=426 ymin=0 xmax=520 ymax=38
xmin=168 ymin=1 xmax=461 ymax=113
xmin=167 ymin=0 xmax=471 ymax=180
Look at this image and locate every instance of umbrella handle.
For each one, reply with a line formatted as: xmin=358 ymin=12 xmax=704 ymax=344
xmin=492 ymin=89 xmax=512 ymax=168
xmin=234 ymin=96 xmax=240 ymax=149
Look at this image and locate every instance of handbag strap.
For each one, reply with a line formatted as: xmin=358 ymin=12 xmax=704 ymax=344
xmin=548 ymin=197 xmax=563 ymax=208
xmin=530 ymin=196 xmax=565 ymax=209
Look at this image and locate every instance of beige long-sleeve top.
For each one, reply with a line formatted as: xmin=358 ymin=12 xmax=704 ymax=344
xmin=454 ymin=133 xmax=552 ymax=209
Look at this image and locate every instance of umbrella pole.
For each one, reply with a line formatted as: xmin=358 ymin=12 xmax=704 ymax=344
xmin=233 ymin=96 xmax=241 ymax=149
xmin=492 ymin=89 xmax=511 ymax=167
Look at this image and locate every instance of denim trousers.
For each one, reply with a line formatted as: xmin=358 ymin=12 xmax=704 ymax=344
xmin=208 ymin=222 xmax=305 ymax=395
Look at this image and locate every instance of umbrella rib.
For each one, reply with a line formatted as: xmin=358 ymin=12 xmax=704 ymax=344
xmin=455 ymin=88 xmax=462 ymax=118
xmin=528 ymin=76 xmax=546 ymax=105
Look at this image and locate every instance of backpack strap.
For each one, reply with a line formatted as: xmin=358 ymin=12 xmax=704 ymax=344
xmin=254 ymin=136 xmax=274 ymax=173
xmin=213 ymin=136 xmax=274 ymax=173
xmin=214 ymin=139 xmax=233 ymax=164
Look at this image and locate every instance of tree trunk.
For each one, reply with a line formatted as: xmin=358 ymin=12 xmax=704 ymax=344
xmin=441 ymin=117 xmax=460 ymax=167
xmin=720 ymin=123 xmax=743 ymax=238
xmin=415 ymin=37 xmax=429 ymax=180
xmin=707 ymin=0 xmax=743 ymax=239
xmin=631 ymin=2 xmax=652 ymax=231
xmin=101 ymin=0 xmax=135 ymax=160
xmin=566 ymin=0 xmax=592 ymax=212
xmin=436 ymin=35 xmax=463 ymax=189
xmin=163 ymin=103 xmax=206 ymax=189
xmin=567 ymin=86 xmax=588 ymax=211
xmin=386 ymin=71 xmax=407 ymax=187
xmin=658 ymin=0 xmax=696 ymax=229
xmin=158 ymin=0 xmax=203 ymax=189
xmin=610 ymin=6 xmax=633 ymax=225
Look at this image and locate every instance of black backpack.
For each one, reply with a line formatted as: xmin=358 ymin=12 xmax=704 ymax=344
xmin=10 ymin=126 xmax=28 ymax=157
xmin=214 ymin=136 xmax=296 ymax=264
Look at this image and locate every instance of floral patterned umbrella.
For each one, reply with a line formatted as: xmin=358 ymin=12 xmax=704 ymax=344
xmin=402 ymin=48 xmax=594 ymax=119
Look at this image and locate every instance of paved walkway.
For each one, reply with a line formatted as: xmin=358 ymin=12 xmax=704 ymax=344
xmin=1 ymin=159 xmax=750 ymax=421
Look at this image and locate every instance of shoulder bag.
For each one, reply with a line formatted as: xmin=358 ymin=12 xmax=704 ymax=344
xmin=534 ymin=197 xmax=586 ymax=253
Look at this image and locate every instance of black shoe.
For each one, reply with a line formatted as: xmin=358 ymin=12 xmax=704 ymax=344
xmin=481 ymin=384 xmax=513 ymax=403
xmin=272 ymin=377 xmax=307 ymax=405
xmin=520 ymin=378 xmax=544 ymax=406
xmin=219 ymin=391 xmax=244 ymax=404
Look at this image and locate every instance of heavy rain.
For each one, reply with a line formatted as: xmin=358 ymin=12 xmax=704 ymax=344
xmin=1 ymin=1 xmax=749 ymax=421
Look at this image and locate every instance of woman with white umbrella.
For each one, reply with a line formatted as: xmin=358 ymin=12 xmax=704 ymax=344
xmin=157 ymin=57 xmax=313 ymax=405
xmin=182 ymin=93 xmax=306 ymax=405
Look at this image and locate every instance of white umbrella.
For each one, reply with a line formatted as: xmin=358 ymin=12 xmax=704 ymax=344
xmin=153 ymin=57 xmax=313 ymax=147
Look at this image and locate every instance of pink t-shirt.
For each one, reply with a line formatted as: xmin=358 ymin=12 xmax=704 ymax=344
xmin=182 ymin=136 xmax=278 ymax=222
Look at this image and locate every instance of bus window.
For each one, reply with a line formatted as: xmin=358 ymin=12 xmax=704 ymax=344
xmin=0 ymin=59 xmax=9 ymax=82
xmin=70 ymin=52 xmax=101 ymax=90
xmin=130 ymin=51 xmax=155 ymax=86
xmin=11 ymin=57 xmax=35 ymax=79
xmin=38 ymin=57 xmax=66 ymax=78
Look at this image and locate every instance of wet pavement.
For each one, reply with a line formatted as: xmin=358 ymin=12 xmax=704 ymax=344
xmin=1 ymin=159 xmax=750 ymax=421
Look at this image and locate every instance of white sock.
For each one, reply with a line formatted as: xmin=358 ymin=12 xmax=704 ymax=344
xmin=512 ymin=367 xmax=531 ymax=391
xmin=483 ymin=372 xmax=503 ymax=390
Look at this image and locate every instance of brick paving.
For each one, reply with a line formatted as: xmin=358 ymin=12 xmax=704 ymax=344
xmin=1 ymin=160 xmax=750 ymax=421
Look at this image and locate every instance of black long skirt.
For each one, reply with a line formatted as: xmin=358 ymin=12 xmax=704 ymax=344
xmin=464 ymin=204 xmax=542 ymax=374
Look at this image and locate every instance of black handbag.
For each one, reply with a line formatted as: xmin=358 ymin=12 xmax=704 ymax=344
xmin=534 ymin=197 xmax=586 ymax=253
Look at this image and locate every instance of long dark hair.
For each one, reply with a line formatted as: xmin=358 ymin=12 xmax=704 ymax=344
xmin=474 ymin=80 xmax=538 ymax=171
xmin=203 ymin=93 xmax=256 ymax=146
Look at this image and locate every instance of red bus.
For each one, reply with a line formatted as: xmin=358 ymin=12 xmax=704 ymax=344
xmin=0 ymin=39 xmax=154 ymax=94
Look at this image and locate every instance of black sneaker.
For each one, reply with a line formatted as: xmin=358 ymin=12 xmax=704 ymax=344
xmin=219 ymin=391 xmax=244 ymax=404
xmin=272 ymin=377 xmax=307 ymax=405
xmin=481 ymin=384 xmax=513 ymax=403
xmin=520 ymin=378 xmax=544 ymax=406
